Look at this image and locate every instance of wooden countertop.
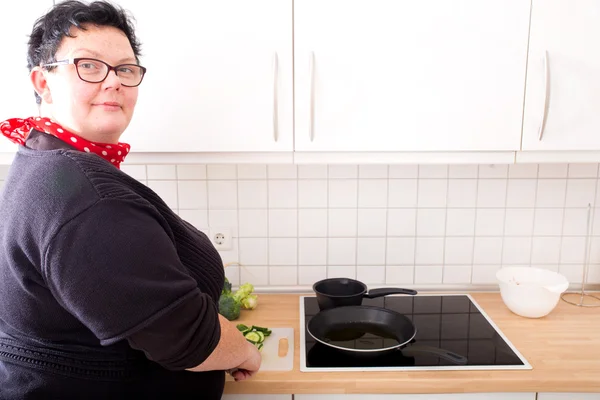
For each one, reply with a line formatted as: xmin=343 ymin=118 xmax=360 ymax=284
xmin=223 ymin=292 xmax=600 ymax=395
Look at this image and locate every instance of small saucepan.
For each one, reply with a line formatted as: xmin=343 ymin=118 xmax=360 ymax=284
xmin=313 ymin=278 xmax=417 ymax=311
xmin=307 ymin=305 xmax=468 ymax=364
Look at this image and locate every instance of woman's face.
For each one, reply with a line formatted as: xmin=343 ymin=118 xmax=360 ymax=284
xmin=42 ymin=24 xmax=139 ymax=143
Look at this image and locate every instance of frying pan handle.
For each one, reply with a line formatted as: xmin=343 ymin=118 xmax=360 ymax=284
xmin=401 ymin=345 xmax=468 ymax=365
xmin=365 ymin=288 xmax=418 ymax=298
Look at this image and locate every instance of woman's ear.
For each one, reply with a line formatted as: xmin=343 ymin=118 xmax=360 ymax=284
xmin=30 ymin=67 xmax=52 ymax=104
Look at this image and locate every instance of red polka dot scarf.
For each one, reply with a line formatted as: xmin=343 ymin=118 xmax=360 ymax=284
xmin=0 ymin=117 xmax=130 ymax=169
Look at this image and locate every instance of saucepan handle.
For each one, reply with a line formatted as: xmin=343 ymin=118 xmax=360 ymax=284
xmin=401 ymin=345 xmax=468 ymax=365
xmin=365 ymin=288 xmax=418 ymax=298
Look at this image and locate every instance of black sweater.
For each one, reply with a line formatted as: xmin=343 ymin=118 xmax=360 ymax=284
xmin=0 ymin=130 xmax=226 ymax=399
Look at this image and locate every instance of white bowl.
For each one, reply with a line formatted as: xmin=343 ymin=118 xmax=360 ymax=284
xmin=496 ymin=267 xmax=569 ymax=318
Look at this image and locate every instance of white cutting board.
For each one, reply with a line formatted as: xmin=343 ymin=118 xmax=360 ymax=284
xmin=259 ymin=327 xmax=294 ymax=371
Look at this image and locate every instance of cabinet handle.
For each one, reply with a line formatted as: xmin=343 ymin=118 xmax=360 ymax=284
xmin=309 ymin=51 xmax=315 ymax=142
xmin=538 ymin=50 xmax=550 ymax=141
xmin=273 ymin=52 xmax=279 ymax=142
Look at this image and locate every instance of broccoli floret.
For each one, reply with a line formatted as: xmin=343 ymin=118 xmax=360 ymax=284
xmin=241 ymin=294 xmax=258 ymax=310
xmin=222 ymin=277 xmax=232 ymax=295
xmin=232 ymin=283 xmax=254 ymax=304
xmin=218 ymin=294 xmax=240 ymax=321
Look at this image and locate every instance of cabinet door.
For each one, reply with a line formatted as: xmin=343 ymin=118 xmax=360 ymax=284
xmin=295 ymin=394 xmax=536 ymax=400
xmin=294 ymin=0 xmax=530 ymax=152
xmin=222 ymin=395 xmax=292 ymax=400
xmin=522 ymin=0 xmax=600 ymax=151
xmin=115 ymin=0 xmax=293 ymax=152
xmin=0 ymin=1 xmax=54 ymax=154
xmin=538 ymin=394 xmax=600 ymax=400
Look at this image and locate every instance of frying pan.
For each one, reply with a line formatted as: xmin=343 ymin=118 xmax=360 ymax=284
xmin=307 ymin=305 xmax=468 ymax=364
xmin=313 ymin=278 xmax=417 ymax=310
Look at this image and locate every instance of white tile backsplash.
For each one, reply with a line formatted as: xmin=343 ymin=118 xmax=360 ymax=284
xmin=387 ymin=209 xmax=417 ymax=236
xmin=268 ymin=209 xmax=297 ymax=237
xmin=386 ymin=237 xmax=415 ymax=265
xmin=389 ymin=165 xmax=418 ymax=179
xmin=479 ymin=165 xmax=508 ymax=179
xmin=298 ymin=180 xmax=328 ymax=208
xmin=416 ymin=209 xmax=446 ymax=236
xmin=508 ymin=164 xmax=538 ymax=179
xmin=207 ymin=164 xmax=237 ymax=180
xmin=107 ymin=163 xmax=600 ymax=287
xmin=415 ymin=237 xmax=445 ymax=265
xmin=238 ymin=181 xmax=268 ymax=209
xmin=328 ymin=209 xmax=358 ymax=237
xmin=445 ymin=209 xmax=476 ymax=236
xmin=538 ymin=164 xmax=568 ymax=178
xmin=536 ymin=179 xmax=567 ymax=207
xmin=356 ymin=238 xmax=386 ymax=265
xmin=449 ymin=165 xmax=478 ymax=179
xmin=299 ymin=165 xmax=328 ymax=179
xmin=447 ymin=179 xmax=477 ymax=208
xmin=237 ymin=164 xmax=267 ymax=180
xmin=328 ymin=165 xmax=358 ymax=179
xmin=357 ymin=265 xmax=386 ymax=284
xmin=298 ymin=238 xmax=327 ymax=265
xmin=328 ymin=180 xmax=358 ymax=208
xmin=357 ymin=209 xmax=387 ymax=237
xmin=298 ymin=209 xmax=328 ymax=237
xmin=178 ymin=181 xmax=208 ymax=209
xmin=147 ymin=165 xmax=177 ymax=180
xmin=268 ymin=180 xmax=297 ymax=208
xmin=358 ymin=179 xmax=388 ymax=208
xmin=506 ymin=179 xmax=537 ymax=208
xmin=238 ymin=209 xmax=268 ymax=237
xmin=417 ymin=179 xmax=448 ymax=207
xmin=477 ymin=179 xmax=507 ymax=208
xmin=177 ymin=164 xmax=206 ymax=180
xmin=268 ymin=238 xmax=297 ymax=265
xmin=328 ymin=238 xmax=357 ymax=265
xmin=207 ymin=181 xmax=237 ymax=209
xmin=388 ymin=179 xmax=418 ymax=207
xmin=385 ymin=266 xmax=414 ymax=284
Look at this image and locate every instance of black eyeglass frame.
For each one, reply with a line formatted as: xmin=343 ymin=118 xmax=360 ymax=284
xmin=41 ymin=57 xmax=147 ymax=87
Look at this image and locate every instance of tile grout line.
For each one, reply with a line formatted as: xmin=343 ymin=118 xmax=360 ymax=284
xmin=234 ymin=165 xmax=242 ymax=286
xmin=557 ymin=169 xmax=570 ymax=275
xmin=498 ymin=166 xmax=509 ymax=269
xmin=412 ymin=167 xmax=420 ymax=284
xmin=469 ymin=166 xmax=481 ymax=284
xmin=354 ymin=167 xmax=360 ymax=280
xmin=383 ymin=165 xmax=390 ymax=285
xmin=440 ymin=165 xmax=450 ymax=285
xmin=528 ymin=164 xmax=541 ymax=267
xmin=266 ymin=166 xmax=272 ymax=286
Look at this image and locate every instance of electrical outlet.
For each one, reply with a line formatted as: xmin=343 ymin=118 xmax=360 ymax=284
xmin=209 ymin=227 xmax=232 ymax=251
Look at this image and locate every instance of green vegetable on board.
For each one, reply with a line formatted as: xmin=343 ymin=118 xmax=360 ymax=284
xmin=236 ymin=324 xmax=272 ymax=351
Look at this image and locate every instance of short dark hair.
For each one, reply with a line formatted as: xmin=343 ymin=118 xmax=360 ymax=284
xmin=27 ymin=0 xmax=142 ymax=104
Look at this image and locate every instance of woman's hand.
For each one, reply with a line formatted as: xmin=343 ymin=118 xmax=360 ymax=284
xmin=230 ymin=342 xmax=262 ymax=381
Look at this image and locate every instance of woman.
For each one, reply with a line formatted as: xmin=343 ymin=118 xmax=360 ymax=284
xmin=0 ymin=1 xmax=260 ymax=398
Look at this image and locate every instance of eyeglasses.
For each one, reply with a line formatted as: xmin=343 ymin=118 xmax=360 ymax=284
xmin=41 ymin=58 xmax=147 ymax=87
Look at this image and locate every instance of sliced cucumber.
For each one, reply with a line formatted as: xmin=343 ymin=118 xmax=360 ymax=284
xmin=255 ymin=331 xmax=265 ymax=343
xmin=244 ymin=331 xmax=262 ymax=344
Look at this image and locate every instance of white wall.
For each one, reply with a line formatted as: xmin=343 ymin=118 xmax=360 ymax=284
xmin=2 ymin=162 xmax=599 ymax=290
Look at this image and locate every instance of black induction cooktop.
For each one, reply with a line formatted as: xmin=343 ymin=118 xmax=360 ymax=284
xmin=300 ymin=294 xmax=531 ymax=371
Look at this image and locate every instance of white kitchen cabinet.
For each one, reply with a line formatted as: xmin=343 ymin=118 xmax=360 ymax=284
xmin=0 ymin=1 xmax=54 ymax=154
xmin=522 ymin=0 xmax=600 ymax=151
xmin=538 ymin=394 xmax=600 ymax=400
xmin=295 ymin=394 xmax=535 ymax=400
xmin=293 ymin=0 xmax=530 ymax=153
xmin=222 ymin=395 xmax=291 ymax=400
xmin=115 ymin=0 xmax=293 ymax=153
